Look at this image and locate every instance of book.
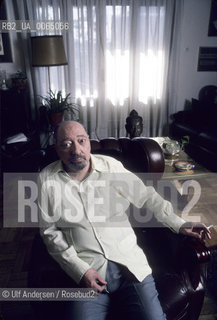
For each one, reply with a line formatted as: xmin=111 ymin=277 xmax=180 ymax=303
xmin=6 ymin=133 xmax=28 ymax=144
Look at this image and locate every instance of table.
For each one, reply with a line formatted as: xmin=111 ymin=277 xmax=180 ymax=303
xmin=151 ymin=137 xmax=215 ymax=223
xmin=163 ymin=150 xmax=211 ymax=181
xmin=151 ymin=137 xmax=211 ymax=181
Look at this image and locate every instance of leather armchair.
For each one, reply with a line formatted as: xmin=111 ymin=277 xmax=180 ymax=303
xmin=28 ymin=137 xmax=210 ymax=320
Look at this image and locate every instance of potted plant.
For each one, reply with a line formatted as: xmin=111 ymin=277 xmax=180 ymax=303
xmin=40 ymin=90 xmax=79 ymax=128
xmin=179 ymin=135 xmax=190 ymax=151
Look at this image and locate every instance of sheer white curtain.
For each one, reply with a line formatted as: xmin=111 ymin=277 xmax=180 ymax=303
xmin=9 ymin=0 xmax=183 ymax=138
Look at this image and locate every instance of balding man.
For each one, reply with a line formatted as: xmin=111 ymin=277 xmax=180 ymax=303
xmin=38 ymin=121 xmax=210 ymax=320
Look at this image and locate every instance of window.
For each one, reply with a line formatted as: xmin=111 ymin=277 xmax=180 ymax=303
xmin=36 ymin=2 xmax=166 ymax=106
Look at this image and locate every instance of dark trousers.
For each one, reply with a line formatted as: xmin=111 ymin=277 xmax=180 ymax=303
xmin=63 ymin=261 xmax=166 ymax=320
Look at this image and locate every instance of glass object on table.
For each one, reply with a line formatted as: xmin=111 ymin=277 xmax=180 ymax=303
xmin=161 ymin=138 xmax=180 ymax=156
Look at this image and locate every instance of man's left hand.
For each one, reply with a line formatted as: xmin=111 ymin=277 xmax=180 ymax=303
xmin=179 ymin=222 xmax=211 ymax=241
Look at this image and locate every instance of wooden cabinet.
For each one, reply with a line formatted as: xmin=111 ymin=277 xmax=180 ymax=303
xmin=0 ymin=87 xmax=30 ymax=140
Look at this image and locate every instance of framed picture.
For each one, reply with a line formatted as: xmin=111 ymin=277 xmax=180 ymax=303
xmin=208 ymin=0 xmax=217 ymax=36
xmin=0 ymin=32 xmax=12 ymax=62
xmin=0 ymin=0 xmax=12 ymax=62
xmin=197 ymin=47 xmax=217 ymax=71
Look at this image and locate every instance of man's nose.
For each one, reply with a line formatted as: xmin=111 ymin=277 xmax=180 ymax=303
xmin=69 ymin=142 xmax=80 ymax=154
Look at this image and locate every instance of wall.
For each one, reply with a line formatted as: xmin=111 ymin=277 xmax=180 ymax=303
xmin=176 ymin=0 xmax=217 ymax=112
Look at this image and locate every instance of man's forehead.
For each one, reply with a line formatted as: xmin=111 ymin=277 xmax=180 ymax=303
xmin=60 ymin=134 xmax=87 ymax=141
xmin=58 ymin=123 xmax=86 ymax=134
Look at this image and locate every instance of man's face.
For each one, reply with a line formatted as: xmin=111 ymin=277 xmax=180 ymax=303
xmin=55 ymin=122 xmax=91 ymax=173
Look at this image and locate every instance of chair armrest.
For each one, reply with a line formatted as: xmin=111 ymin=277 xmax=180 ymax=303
xmin=178 ymin=238 xmax=211 ymax=290
xmin=136 ymin=226 xmax=210 ymax=288
xmin=136 ymin=226 xmax=210 ymax=319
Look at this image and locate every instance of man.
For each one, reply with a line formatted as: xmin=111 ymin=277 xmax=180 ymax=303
xmin=38 ymin=121 xmax=210 ymax=320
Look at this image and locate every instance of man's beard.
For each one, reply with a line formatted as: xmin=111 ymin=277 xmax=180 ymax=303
xmin=67 ymin=154 xmax=88 ymax=172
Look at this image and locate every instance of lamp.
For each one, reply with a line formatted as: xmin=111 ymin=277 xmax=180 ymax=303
xmin=31 ymin=35 xmax=68 ymax=89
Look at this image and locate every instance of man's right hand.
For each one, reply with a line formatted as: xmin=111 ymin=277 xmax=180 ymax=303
xmin=80 ymin=268 xmax=107 ymax=292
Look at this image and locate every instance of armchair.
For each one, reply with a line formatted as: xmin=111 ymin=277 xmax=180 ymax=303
xmin=28 ymin=137 xmax=210 ymax=320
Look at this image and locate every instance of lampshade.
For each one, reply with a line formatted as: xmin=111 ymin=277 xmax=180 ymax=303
xmin=31 ymin=35 xmax=68 ymax=66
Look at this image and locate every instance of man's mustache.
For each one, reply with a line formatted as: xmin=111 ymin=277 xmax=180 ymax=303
xmin=69 ymin=154 xmax=87 ymax=161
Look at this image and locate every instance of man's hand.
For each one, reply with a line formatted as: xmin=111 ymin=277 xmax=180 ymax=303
xmin=179 ymin=222 xmax=211 ymax=241
xmin=80 ymin=268 xmax=107 ymax=293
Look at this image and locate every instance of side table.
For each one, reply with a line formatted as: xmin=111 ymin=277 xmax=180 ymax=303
xmin=150 ymin=137 xmax=215 ymax=224
xmin=150 ymin=137 xmax=211 ymax=181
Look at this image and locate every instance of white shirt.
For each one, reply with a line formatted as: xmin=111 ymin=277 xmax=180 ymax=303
xmin=38 ymin=154 xmax=185 ymax=284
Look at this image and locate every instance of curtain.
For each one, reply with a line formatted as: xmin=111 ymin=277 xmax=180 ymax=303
xmin=8 ymin=0 xmax=183 ymax=139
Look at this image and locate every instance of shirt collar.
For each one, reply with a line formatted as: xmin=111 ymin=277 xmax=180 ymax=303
xmin=90 ymin=154 xmax=108 ymax=172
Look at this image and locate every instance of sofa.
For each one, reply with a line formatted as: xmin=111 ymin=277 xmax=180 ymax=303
xmin=170 ymin=85 xmax=217 ymax=172
xmin=23 ymin=137 xmax=211 ymax=320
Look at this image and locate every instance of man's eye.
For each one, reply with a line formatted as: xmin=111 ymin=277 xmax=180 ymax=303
xmin=78 ymin=139 xmax=86 ymax=144
xmin=61 ymin=142 xmax=72 ymax=148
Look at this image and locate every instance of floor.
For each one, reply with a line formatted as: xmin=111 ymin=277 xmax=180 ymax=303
xmin=199 ymin=295 xmax=217 ymax=320
xmin=0 ymin=175 xmax=217 ymax=319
